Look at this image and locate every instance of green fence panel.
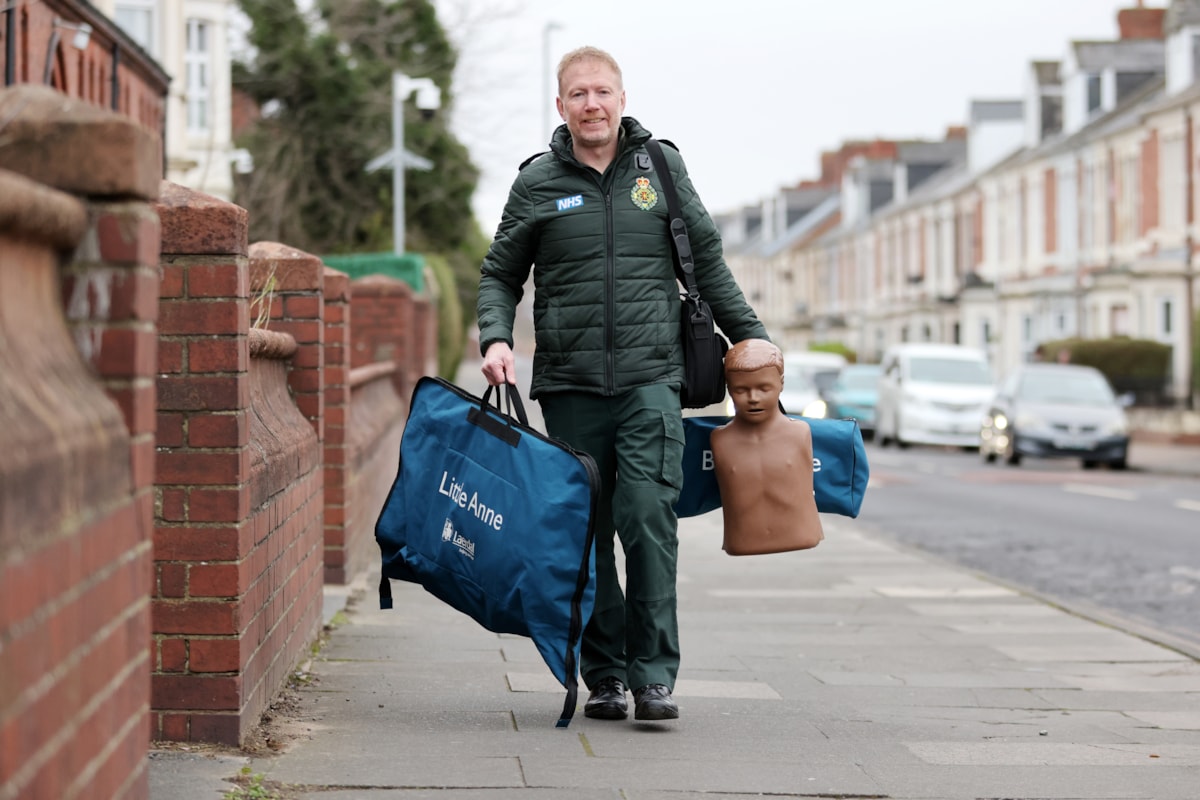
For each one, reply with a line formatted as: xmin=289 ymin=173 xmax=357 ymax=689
xmin=320 ymin=252 xmax=425 ymax=292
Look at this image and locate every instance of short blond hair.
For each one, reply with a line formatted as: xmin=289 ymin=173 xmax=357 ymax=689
xmin=557 ymin=46 xmax=623 ymax=95
xmin=725 ymin=339 xmax=783 ymax=375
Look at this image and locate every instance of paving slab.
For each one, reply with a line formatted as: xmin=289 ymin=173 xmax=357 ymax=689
xmin=151 ymin=511 xmax=1200 ymax=800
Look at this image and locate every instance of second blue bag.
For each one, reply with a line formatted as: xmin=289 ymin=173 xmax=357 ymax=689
xmin=674 ymin=415 xmax=869 ymax=519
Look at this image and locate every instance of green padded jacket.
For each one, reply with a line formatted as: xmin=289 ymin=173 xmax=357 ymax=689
xmin=476 ymin=117 xmax=767 ymax=400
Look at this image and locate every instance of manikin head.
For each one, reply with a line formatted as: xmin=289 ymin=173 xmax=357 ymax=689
xmin=724 ymin=339 xmax=784 ymax=424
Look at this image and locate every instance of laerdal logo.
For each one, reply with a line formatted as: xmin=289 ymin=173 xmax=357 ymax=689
xmin=440 ymin=517 xmax=476 ymax=559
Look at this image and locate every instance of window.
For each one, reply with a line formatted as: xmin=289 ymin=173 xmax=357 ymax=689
xmin=186 ymin=19 xmax=211 ymax=133
xmin=1160 ymin=298 xmax=1174 ymax=338
xmin=1086 ymin=73 xmax=1102 ymax=114
xmin=1110 ymin=303 xmax=1130 ymax=336
xmin=115 ymin=1 xmax=157 ymax=56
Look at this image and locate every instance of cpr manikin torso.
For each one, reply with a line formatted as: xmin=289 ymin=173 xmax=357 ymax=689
xmin=710 ymin=339 xmax=824 ymax=555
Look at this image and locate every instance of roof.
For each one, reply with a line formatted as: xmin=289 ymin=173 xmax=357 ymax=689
xmin=1031 ymin=60 xmax=1062 ymax=87
xmin=1166 ymin=0 xmax=1200 ymax=33
xmin=970 ymin=100 xmax=1024 ymax=122
xmin=1070 ymin=39 xmax=1165 ymax=72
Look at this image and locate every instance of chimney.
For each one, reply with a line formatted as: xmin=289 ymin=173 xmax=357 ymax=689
xmin=1117 ymin=2 xmax=1166 ymax=40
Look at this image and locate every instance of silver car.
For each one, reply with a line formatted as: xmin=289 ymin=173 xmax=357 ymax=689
xmin=980 ymin=363 xmax=1131 ymax=469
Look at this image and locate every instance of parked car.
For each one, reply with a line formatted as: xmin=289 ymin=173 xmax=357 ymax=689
xmin=824 ymin=363 xmax=882 ymax=440
xmin=875 ymin=343 xmax=994 ymax=449
xmin=979 ymin=363 xmax=1131 ymax=469
xmin=725 ymin=350 xmax=846 ymax=417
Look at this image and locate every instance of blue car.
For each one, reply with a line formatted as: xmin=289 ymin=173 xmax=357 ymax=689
xmin=824 ymin=364 xmax=882 ymax=440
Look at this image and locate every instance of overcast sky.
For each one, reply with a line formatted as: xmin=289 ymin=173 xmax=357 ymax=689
xmin=432 ymin=0 xmax=1158 ymax=233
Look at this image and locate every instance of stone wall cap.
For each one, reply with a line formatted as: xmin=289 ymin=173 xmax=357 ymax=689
xmin=0 ymin=85 xmax=161 ymax=200
xmin=249 ymin=327 xmax=298 ymax=360
xmin=156 ymin=181 xmax=249 ymax=256
xmin=0 ymin=169 xmax=88 ymax=250
xmin=249 ymin=241 xmax=324 ymax=291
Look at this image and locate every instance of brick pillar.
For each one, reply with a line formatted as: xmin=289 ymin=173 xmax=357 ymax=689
xmin=0 ymin=83 xmax=161 ymax=800
xmin=350 ymin=275 xmax=413 ymax=403
xmin=322 ymin=268 xmax=353 ymax=584
xmin=248 ymin=242 xmax=326 ymax=441
xmin=411 ymin=291 xmax=439 ymax=381
xmin=152 ymin=182 xmax=253 ymax=744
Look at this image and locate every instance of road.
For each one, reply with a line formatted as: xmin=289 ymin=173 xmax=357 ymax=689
xmin=856 ymin=443 xmax=1200 ymax=655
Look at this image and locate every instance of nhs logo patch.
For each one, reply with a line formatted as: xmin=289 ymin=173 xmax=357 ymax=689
xmin=555 ymin=194 xmax=584 ymax=212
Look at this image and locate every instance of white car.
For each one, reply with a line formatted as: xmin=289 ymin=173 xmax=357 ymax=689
xmin=875 ymin=343 xmax=994 ymax=449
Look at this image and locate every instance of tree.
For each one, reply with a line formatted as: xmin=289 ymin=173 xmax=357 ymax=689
xmin=232 ymin=0 xmax=479 ymax=258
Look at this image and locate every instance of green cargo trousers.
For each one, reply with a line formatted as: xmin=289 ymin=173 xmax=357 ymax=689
xmin=539 ymin=384 xmax=686 ymax=693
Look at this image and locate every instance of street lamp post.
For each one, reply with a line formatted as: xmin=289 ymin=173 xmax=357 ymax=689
xmin=391 ymin=71 xmax=440 ymax=255
xmin=542 ymin=21 xmax=562 ymax=145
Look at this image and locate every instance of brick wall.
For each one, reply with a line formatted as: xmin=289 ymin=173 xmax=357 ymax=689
xmin=347 ymin=363 xmax=406 ymax=586
xmin=322 ymin=269 xmax=354 ymax=583
xmin=350 ymin=275 xmax=414 ymax=402
xmin=0 ymin=86 xmax=160 ymax=800
xmin=152 ymin=184 xmax=322 ymax=745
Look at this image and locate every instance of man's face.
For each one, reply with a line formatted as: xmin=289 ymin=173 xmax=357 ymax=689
xmin=556 ymin=59 xmax=625 ymax=151
xmin=726 ymin=366 xmax=783 ymax=425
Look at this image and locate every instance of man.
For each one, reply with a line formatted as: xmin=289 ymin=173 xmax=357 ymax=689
xmin=477 ymin=46 xmax=767 ymax=722
xmin=711 ymin=339 xmax=824 ymax=555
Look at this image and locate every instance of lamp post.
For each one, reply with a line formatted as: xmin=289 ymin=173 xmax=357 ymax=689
xmin=390 ymin=72 xmax=440 ymax=255
xmin=542 ymin=21 xmax=562 ymax=145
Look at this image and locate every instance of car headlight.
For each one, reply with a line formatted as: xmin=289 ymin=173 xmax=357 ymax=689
xmin=802 ymin=399 xmax=828 ymax=418
xmin=990 ymin=413 xmax=1008 ymax=431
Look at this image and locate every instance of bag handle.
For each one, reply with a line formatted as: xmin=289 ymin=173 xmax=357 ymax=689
xmin=644 ymin=139 xmax=701 ymax=302
xmin=468 ymin=382 xmax=529 ymax=448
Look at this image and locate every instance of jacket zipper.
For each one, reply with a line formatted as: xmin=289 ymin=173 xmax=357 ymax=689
xmin=603 ymin=190 xmax=615 ymax=393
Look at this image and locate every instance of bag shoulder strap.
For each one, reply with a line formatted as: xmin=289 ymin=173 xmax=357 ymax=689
xmin=644 ymin=139 xmax=700 ymax=300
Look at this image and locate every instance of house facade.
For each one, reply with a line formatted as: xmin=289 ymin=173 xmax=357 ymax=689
xmin=723 ymin=1 xmax=1198 ymax=406
xmin=93 ymin=0 xmax=239 ymax=200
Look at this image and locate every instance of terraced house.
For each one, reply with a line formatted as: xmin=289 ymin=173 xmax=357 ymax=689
xmin=721 ymin=0 xmax=1200 ymax=407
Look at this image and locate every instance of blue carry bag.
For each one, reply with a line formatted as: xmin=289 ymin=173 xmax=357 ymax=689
xmin=376 ymin=377 xmax=600 ymax=727
xmin=674 ymin=415 xmax=869 ymax=519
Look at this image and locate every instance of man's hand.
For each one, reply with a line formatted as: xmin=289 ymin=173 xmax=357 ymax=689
xmin=481 ymin=342 xmax=516 ymax=386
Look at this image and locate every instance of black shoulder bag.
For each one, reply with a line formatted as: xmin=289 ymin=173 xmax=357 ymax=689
xmin=644 ymin=139 xmax=730 ymax=409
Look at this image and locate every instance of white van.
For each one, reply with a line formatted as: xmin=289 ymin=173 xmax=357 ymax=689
xmin=875 ymin=343 xmax=994 ymax=449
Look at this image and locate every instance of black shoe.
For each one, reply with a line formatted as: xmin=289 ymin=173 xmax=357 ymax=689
xmin=583 ymin=676 xmax=628 ymax=720
xmin=633 ymin=684 xmax=679 ymax=721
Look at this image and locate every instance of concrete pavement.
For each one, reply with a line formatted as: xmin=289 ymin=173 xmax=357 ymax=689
xmin=150 ymin=488 xmax=1200 ymax=799
xmin=149 ymin=363 xmax=1200 ymax=798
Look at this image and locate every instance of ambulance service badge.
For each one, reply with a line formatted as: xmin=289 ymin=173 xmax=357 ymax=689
xmin=630 ymin=176 xmax=658 ymax=211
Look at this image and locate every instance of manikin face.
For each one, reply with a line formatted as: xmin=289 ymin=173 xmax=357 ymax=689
xmin=556 ymin=58 xmax=625 ymax=152
xmin=726 ymin=366 xmax=784 ymax=425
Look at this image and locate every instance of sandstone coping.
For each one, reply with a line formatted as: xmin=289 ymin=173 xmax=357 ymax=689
xmin=350 ymin=274 xmax=413 ymax=296
xmin=0 ymin=169 xmax=87 ymax=251
xmin=248 ymin=242 xmax=324 ymax=291
xmin=249 ymin=327 xmax=299 ymax=360
xmin=0 ymin=85 xmax=161 ymax=200
xmin=323 ymin=267 xmax=351 ymax=301
xmin=349 ymin=361 xmax=398 ymax=389
xmin=156 ymin=182 xmax=249 ymax=256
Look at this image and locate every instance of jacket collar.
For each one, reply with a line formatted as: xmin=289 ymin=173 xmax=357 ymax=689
xmin=550 ymin=117 xmax=653 ymax=168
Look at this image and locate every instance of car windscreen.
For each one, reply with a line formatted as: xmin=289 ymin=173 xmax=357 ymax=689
xmin=908 ymin=357 xmax=991 ymax=385
xmin=1018 ymin=370 xmax=1115 ymax=406
xmin=839 ymin=368 xmax=881 ymax=391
